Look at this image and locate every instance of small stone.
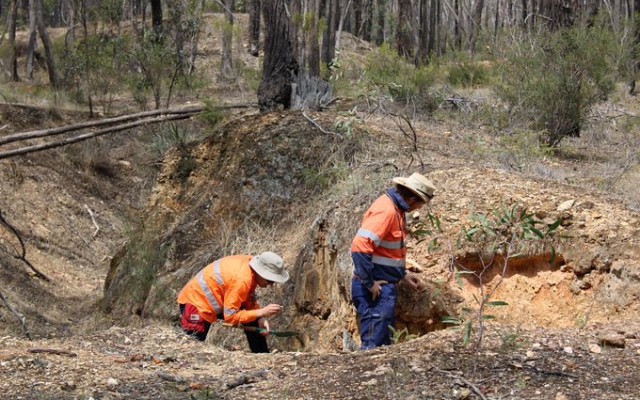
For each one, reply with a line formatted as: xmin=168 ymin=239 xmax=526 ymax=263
xmin=589 ymin=344 xmax=602 ymax=354
xmin=563 ymin=346 xmax=573 ymax=354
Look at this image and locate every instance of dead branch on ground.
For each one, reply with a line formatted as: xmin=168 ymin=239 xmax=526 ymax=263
xmin=0 ymin=289 xmax=31 ymax=340
xmin=0 ymin=103 xmax=256 ymax=160
xmin=27 ymin=348 xmax=77 ymax=357
xmin=0 ymin=210 xmax=50 ymax=281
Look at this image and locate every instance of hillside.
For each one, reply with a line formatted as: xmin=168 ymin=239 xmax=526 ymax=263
xmin=1 ymin=14 xmax=640 ymax=400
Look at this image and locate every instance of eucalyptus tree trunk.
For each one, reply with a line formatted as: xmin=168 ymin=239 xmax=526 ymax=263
xmin=322 ymin=0 xmax=338 ymax=67
xmin=220 ymin=0 xmax=234 ymax=81
xmin=248 ymin=0 xmax=261 ymax=56
xmin=35 ymin=0 xmax=60 ymax=88
xmin=291 ymin=0 xmax=304 ymax=74
xmin=151 ymin=0 xmax=162 ymax=37
xmin=258 ymin=0 xmax=299 ymax=111
xmin=308 ymin=0 xmax=321 ymax=77
xmin=335 ymin=0 xmax=353 ymax=52
xmin=7 ymin=0 xmax=18 ymax=81
xmin=416 ymin=0 xmax=428 ymax=65
xmin=374 ymin=0 xmax=385 ymax=45
xmin=64 ymin=0 xmax=74 ymax=49
xmin=470 ymin=0 xmax=484 ymax=50
xmin=353 ymin=0 xmax=363 ymax=37
xmin=630 ymin=0 xmax=640 ymax=94
xmin=428 ymin=0 xmax=438 ymax=57
xmin=362 ymin=0 xmax=372 ymax=41
xmin=168 ymin=1 xmax=185 ymax=76
xmin=397 ymin=0 xmax=413 ymax=59
xmin=25 ymin=0 xmax=37 ymax=79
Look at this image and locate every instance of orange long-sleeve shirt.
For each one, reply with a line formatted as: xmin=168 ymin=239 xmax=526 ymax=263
xmin=177 ymin=255 xmax=260 ymax=325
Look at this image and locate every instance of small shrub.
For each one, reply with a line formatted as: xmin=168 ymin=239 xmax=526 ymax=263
xmin=200 ymin=100 xmax=226 ymax=127
xmin=361 ymin=44 xmax=437 ymax=111
xmin=389 ymin=326 xmax=417 ymax=344
xmin=495 ymin=19 xmax=619 ymax=147
xmin=447 ymin=61 xmax=491 ymax=87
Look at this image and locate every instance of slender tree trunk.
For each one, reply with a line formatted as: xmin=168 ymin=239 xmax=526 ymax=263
xmin=455 ymin=0 xmax=462 ymax=49
xmin=362 ymin=0 xmax=372 ymax=41
xmin=248 ymin=0 xmax=261 ymax=56
xmin=470 ymin=0 xmax=484 ymax=50
xmin=416 ymin=0 xmax=428 ymax=65
xmin=258 ymin=0 xmax=299 ymax=111
xmin=335 ymin=0 xmax=353 ymax=52
xmin=151 ymin=0 xmax=162 ymax=37
xmin=64 ymin=0 xmax=74 ymax=49
xmin=7 ymin=0 xmax=18 ymax=82
xmin=309 ymin=0 xmax=321 ymax=77
xmin=220 ymin=0 xmax=234 ymax=80
xmin=374 ymin=0 xmax=384 ymax=45
xmin=630 ymin=0 xmax=640 ymax=94
xmin=26 ymin=0 xmax=37 ymax=79
xmin=322 ymin=0 xmax=338 ymax=67
xmin=35 ymin=0 xmax=60 ymax=88
xmin=428 ymin=0 xmax=438 ymax=56
xmin=188 ymin=0 xmax=205 ymax=75
xmin=169 ymin=2 xmax=185 ymax=76
xmin=397 ymin=0 xmax=413 ymax=59
xmin=353 ymin=0 xmax=362 ymax=38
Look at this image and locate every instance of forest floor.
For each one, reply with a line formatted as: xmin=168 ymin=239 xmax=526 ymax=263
xmin=1 ymin=12 xmax=640 ymax=400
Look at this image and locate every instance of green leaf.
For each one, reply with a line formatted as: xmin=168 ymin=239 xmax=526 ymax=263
xmin=442 ymin=317 xmax=461 ymax=325
xmin=547 ymin=218 xmax=562 ymax=232
xmin=486 ymin=300 xmax=509 ymax=306
xmin=463 ymin=321 xmax=473 ymax=346
xmin=530 ymin=227 xmax=544 ymax=238
xmin=465 ymin=227 xmax=480 ymax=240
xmin=482 ymin=315 xmax=496 ymax=320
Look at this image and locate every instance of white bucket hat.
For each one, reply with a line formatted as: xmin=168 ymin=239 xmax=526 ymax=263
xmin=249 ymin=251 xmax=289 ymax=283
xmin=392 ymin=172 xmax=436 ymax=203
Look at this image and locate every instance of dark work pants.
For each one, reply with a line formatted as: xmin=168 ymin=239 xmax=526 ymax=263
xmin=351 ymin=280 xmax=397 ymax=350
xmin=179 ymin=304 xmax=269 ymax=353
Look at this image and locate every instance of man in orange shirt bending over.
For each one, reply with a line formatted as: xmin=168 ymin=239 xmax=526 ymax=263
xmin=177 ymin=251 xmax=289 ymax=353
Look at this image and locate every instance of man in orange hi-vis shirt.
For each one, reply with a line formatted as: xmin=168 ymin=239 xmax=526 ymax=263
xmin=177 ymin=251 xmax=289 ymax=353
xmin=351 ymin=173 xmax=436 ymax=350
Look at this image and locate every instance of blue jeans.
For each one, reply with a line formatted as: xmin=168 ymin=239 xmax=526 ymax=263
xmin=351 ymin=279 xmax=397 ymax=350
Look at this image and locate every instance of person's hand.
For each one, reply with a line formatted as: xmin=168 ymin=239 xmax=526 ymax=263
xmin=258 ymin=303 xmax=283 ymax=318
xmin=257 ymin=317 xmax=270 ymax=336
xmin=369 ymin=280 xmax=388 ymax=301
xmin=402 ymin=272 xmax=424 ymax=291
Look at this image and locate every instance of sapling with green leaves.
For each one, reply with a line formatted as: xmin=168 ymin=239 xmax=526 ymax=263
xmin=445 ymin=203 xmax=560 ymax=372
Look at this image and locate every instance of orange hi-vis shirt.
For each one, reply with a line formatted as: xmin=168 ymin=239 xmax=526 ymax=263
xmin=351 ymin=189 xmax=408 ymax=289
xmin=177 ymin=255 xmax=260 ymax=325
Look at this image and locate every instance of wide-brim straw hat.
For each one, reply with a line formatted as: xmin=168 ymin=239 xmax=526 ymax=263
xmin=392 ymin=172 xmax=436 ymax=203
xmin=249 ymin=251 xmax=290 ymax=283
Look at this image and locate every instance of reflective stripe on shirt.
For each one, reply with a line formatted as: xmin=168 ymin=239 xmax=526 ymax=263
xmin=197 ymin=259 xmax=223 ymax=315
xmin=371 ymin=255 xmax=406 ymax=267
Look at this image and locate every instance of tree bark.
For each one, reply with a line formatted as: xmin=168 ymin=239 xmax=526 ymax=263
xmin=35 ymin=0 xmax=60 ymax=88
xmin=248 ymin=0 xmax=261 ymax=56
xmin=7 ymin=0 xmax=19 ymax=82
xmin=151 ymin=0 xmax=163 ymax=37
xmin=397 ymin=0 xmax=413 ymax=60
xmin=26 ymin=0 xmax=37 ymax=79
xmin=321 ymin=0 xmax=338 ymax=68
xmin=258 ymin=0 xmax=299 ymax=111
xmin=309 ymin=0 xmax=321 ymax=77
xmin=220 ymin=0 xmax=234 ymax=80
xmin=416 ymin=0 xmax=428 ymax=65
xmin=374 ymin=0 xmax=384 ymax=45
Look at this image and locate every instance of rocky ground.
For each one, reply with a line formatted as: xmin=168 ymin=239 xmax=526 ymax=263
xmin=0 ymin=321 xmax=638 ymax=399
